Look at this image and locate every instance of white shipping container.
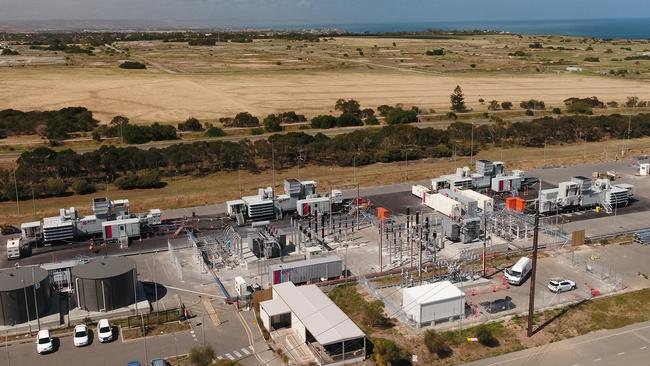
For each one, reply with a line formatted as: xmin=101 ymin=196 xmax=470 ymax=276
xmin=424 ymin=193 xmax=461 ymax=218
xmin=102 ymin=218 xmax=140 ymax=241
xmin=458 ymin=190 xmax=494 ymax=213
xmin=403 ymin=281 xmax=465 ymax=326
xmin=296 ymin=197 xmax=330 ymax=216
xmin=411 ymin=185 xmax=431 ymax=202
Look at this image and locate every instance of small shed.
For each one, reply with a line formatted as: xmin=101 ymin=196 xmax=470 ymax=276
xmin=402 ymin=281 xmax=465 ymax=327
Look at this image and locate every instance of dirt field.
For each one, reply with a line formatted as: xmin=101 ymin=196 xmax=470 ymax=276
xmin=2 ymin=34 xmax=650 ymax=123
xmin=1 ymin=67 xmax=648 ymax=124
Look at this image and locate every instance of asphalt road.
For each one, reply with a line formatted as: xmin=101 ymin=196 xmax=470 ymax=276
xmin=463 ymin=320 xmax=650 ymax=366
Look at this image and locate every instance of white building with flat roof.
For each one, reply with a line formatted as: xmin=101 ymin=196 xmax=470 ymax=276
xmin=260 ymin=282 xmax=366 ymax=365
xmin=402 ymin=280 xmax=465 ymax=328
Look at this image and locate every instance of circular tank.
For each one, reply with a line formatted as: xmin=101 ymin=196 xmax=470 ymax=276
xmin=72 ymin=257 xmax=137 ymax=312
xmin=0 ymin=266 xmax=51 ymax=326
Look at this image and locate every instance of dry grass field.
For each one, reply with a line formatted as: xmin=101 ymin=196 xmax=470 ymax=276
xmin=1 ymin=34 xmax=650 ymax=123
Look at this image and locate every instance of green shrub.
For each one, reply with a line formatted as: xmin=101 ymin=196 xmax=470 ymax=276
xmin=364 ymin=115 xmax=380 ymax=125
xmin=250 ymin=127 xmax=264 ymax=135
xmin=476 ymin=326 xmax=499 ymax=347
xmin=584 ymin=57 xmax=600 ymax=62
xmin=525 ymin=109 xmax=534 ymax=116
xmin=114 ymin=170 xmax=165 ymax=190
xmin=552 ymin=107 xmax=562 ymax=114
xmin=385 ymin=108 xmax=418 ymax=125
xmin=424 ymin=330 xmax=453 ymax=359
xmin=205 ymin=126 xmax=226 ymax=137
xmin=311 ymin=115 xmax=338 ymax=129
xmin=119 ymin=61 xmax=146 ymax=69
xmin=372 ymin=338 xmax=402 ymax=366
xmin=190 ymin=346 xmax=215 ymax=366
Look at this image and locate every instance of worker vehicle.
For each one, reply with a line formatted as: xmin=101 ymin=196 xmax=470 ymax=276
xmin=97 ymin=318 xmax=113 ymax=342
xmin=548 ymin=279 xmax=577 ymax=293
xmin=73 ymin=324 xmax=90 ymax=347
xmin=36 ymin=329 xmax=54 ymax=354
xmin=504 ymin=257 xmax=532 ymax=285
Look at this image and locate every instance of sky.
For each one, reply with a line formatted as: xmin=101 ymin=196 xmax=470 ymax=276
xmin=0 ymin=0 xmax=647 ymax=25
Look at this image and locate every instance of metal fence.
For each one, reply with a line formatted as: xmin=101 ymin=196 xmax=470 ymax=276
xmin=559 ymin=250 xmax=625 ymax=294
xmin=123 ymin=308 xmax=183 ymax=329
xmin=168 ymin=239 xmax=184 ymax=281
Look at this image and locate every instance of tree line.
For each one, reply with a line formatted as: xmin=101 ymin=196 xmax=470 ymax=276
xmin=1 ymin=112 xmax=649 ymax=202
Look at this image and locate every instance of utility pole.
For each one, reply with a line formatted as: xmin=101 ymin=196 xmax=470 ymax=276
xmin=356 ymin=183 xmax=360 ymax=231
xmin=482 ymin=201 xmax=487 ymax=277
xmin=470 ymin=122 xmax=474 ymax=166
xmin=238 ymin=164 xmax=242 ymax=198
xmin=379 ymin=221 xmax=383 ymax=272
xmin=32 ymin=267 xmax=40 ymax=330
xmin=31 ymin=184 xmax=36 ymax=216
xmin=271 ymin=141 xmax=276 ymax=218
xmin=527 ymin=202 xmax=541 ymax=337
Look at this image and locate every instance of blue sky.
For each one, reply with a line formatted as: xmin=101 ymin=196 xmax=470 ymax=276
xmin=0 ymin=0 xmax=646 ymax=24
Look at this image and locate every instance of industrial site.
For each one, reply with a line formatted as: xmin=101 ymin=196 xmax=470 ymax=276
xmin=2 ymin=154 xmax=650 ymax=365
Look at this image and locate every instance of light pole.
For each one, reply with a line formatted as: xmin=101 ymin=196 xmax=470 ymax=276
xmin=32 ymin=267 xmax=40 ymax=330
xmin=13 ymin=169 xmax=20 ymax=215
xmin=174 ymin=170 xmax=179 ymax=203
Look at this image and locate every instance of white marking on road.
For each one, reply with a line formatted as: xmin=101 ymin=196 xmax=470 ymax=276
xmin=249 ymin=345 xmax=254 ymax=351
xmin=241 ymin=348 xmax=250 ymax=355
xmin=233 ymin=350 xmax=242 ymax=357
xmin=226 ymin=353 xmax=235 ymax=360
xmin=617 ymin=352 xmax=625 ymax=356
xmin=571 ymin=364 xmax=579 ymax=366
xmin=190 ymin=330 xmax=195 ymax=334
xmin=641 ymin=346 xmax=648 ymax=350
xmin=594 ymin=358 xmax=601 ymax=362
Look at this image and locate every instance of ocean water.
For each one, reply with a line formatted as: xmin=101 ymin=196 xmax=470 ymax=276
xmin=268 ymin=18 xmax=650 ymax=40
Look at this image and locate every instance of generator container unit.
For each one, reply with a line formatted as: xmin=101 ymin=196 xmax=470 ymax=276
xmin=0 ymin=266 xmax=51 ymax=325
xmin=458 ymin=190 xmax=494 ymax=213
xmin=491 ymin=174 xmax=522 ymax=193
xmin=42 ymin=216 xmax=75 ymax=243
xmin=20 ymin=221 xmax=41 ymax=240
xmin=6 ymin=238 xmax=20 ymax=260
xmin=471 ymin=173 xmax=491 ymax=190
xmin=300 ymin=180 xmax=318 ymax=198
xmin=101 ymin=218 xmax=141 ymax=241
xmin=242 ymin=191 xmax=275 ymax=221
xmin=439 ymin=189 xmax=478 ymax=217
xmin=412 ymin=185 xmax=431 ymax=201
xmin=284 ymin=178 xmax=303 ymax=199
xmin=72 ymin=257 xmax=137 ymax=312
xmin=76 ymin=215 xmax=103 ymax=236
xmin=91 ymin=197 xmax=111 ymax=219
xmin=615 ymin=183 xmax=635 ymax=198
xmin=329 ymin=189 xmax=344 ymax=205
xmin=475 ymin=159 xmax=494 ymax=177
xmin=145 ymin=209 xmax=162 ymax=226
xmin=539 ymin=188 xmax=560 ymax=214
xmin=296 ymin=197 xmax=330 ymax=216
xmin=275 ymin=194 xmax=296 ymax=213
xmin=640 ymin=163 xmax=650 ymax=176
xmin=226 ymin=199 xmax=246 ymax=216
xmin=402 ymin=281 xmax=465 ymax=327
xmin=557 ymin=181 xmax=581 ymax=208
xmin=571 ymin=176 xmax=593 ymax=192
xmin=424 ymin=193 xmax=461 ymax=219
xmin=606 ymin=185 xmax=631 ymax=206
xmin=431 ymin=177 xmax=448 ymax=192
xmin=269 ymin=256 xmax=342 ymax=285
xmin=461 ymin=217 xmax=481 ymax=243
xmin=111 ymin=199 xmax=130 ymax=216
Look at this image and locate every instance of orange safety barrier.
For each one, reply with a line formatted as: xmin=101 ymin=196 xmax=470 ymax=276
xmin=377 ymin=207 xmax=389 ymax=221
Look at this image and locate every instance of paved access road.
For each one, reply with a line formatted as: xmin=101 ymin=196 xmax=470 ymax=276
xmin=463 ymin=320 xmax=650 ymax=366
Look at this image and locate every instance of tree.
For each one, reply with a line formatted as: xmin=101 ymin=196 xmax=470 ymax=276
xmin=520 ymin=100 xmax=545 ymax=110
xmin=335 ymin=99 xmax=361 ymax=117
xmin=488 ymin=100 xmax=501 ymax=111
xmin=263 ymin=114 xmax=283 ymax=132
xmin=501 ymin=101 xmax=513 ymax=110
xmin=178 ymin=117 xmax=204 ymax=132
xmin=377 ymin=105 xmax=393 ymax=116
xmin=337 ymin=113 xmax=363 ymax=127
xmin=71 ymin=179 xmax=96 ymax=195
xmin=311 ymin=115 xmax=338 ymax=129
xmin=385 ymin=108 xmax=418 ymax=125
xmin=450 ymin=85 xmax=467 ymax=112
xmin=364 ymin=115 xmax=379 ymax=125
xmin=627 ymin=96 xmax=639 ymax=107
xmin=190 ymin=346 xmax=216 ymax=366
xmin=110 ymin=115 xmax=129 ymax=143
xmin=424 ymin=330 xmax=453 ymax=359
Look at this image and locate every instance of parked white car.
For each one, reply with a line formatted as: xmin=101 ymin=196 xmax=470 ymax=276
xmin=548 ymin=279 xmax=577 ymax=293
xmin=36 ymin=329 xmax=53 ymax=354
xmin=73 ymin=324 xmax=90 ymax=347
xmin=97 ymin=319 xmax=113 ymax=343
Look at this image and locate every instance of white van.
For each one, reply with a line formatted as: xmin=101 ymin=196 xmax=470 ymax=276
xmin=504 ymin=257 xmax=532 ymax=285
